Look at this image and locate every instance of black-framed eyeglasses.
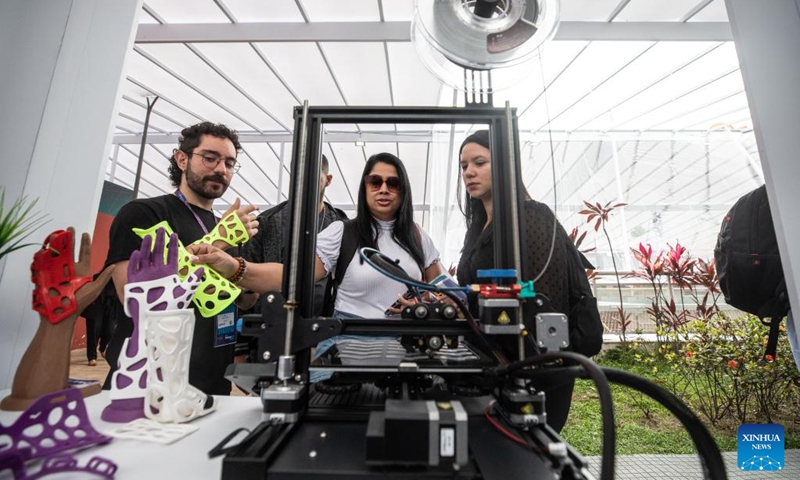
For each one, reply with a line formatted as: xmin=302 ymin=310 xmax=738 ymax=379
xmin=189 ymin=151 xmax=240 ymax=174
xmin=364 ymin=174 xmax=402 ymax=193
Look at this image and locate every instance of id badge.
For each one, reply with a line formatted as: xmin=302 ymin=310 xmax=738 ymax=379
xmin=214 ymin=304 xmax=237 ymax=348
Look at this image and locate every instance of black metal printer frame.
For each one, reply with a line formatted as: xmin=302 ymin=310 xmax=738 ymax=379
xmin=220 ymin=104 xmax=592 ymax=480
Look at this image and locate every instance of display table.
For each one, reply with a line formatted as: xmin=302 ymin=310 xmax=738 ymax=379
xmin=0 ymin=390 xmax=265 ymax=480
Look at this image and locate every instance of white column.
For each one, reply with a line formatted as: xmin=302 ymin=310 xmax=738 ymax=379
xmin=0 ymin=0 xmax=142 ymax=388
xmin=725 ymin=1 xmax=800 ymax=314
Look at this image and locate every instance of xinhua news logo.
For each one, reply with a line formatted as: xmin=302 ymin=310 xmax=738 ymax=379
xmin=738 ymin=424 xmax=784 ymax=471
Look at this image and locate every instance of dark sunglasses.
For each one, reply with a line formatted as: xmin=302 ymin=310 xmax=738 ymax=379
xmin=364 ymin=174 xmax=402 ymax=193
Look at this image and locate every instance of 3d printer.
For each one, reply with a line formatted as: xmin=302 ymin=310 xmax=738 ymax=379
xmin=218 ymin=105 xmax=728 ymax=480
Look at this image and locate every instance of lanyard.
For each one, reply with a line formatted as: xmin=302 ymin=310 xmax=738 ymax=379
xmin=174 ymin=189 xmax=218 ymax=235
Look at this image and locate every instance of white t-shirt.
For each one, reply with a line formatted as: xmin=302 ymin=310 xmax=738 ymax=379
xmin=316 ymin=218 xmax=440 ymax=318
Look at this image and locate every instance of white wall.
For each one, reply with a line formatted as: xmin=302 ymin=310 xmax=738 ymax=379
xmin=726 ymin=0 xmax=800 ymax=323
xmin=0 ymin=0 xmax=142 ymax=389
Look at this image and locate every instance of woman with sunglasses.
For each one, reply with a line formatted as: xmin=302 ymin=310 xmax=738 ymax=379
xmin=314 ymin=152 xmax=442 ymax=327
xmin=457 ymin=130 xmax=602 ymax=433
xmin=189 ymin=152 xmax=442 ymax=350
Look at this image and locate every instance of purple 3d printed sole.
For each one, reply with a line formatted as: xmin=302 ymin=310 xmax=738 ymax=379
xmin=0 ymin=451 xmax=117 ymax=480
xmin=0 ymin=388 xmax=111 ymax=463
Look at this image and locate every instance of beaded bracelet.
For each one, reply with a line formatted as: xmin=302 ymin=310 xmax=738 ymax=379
xmin=228 ymin=257 xmax=247 ymax=284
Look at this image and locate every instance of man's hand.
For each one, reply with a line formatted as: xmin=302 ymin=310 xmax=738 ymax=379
xmin=213 ymin=198 xmax=259 ymax=250
xmin=187 ymin=243 xmax=239 ymax=278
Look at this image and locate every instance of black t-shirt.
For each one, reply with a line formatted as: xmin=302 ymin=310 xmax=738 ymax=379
xmin=104 ymin=194 xmax=236 ymax=395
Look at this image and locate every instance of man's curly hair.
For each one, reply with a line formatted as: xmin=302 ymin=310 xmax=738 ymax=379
xmin=167 ymin=122 xmax=242 ymax=187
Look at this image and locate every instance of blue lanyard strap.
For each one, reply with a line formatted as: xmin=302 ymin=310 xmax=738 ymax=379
xmin=174 ymin=189 xmax=218 ymax=235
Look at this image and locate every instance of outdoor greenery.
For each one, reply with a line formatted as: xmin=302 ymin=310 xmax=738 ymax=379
xmin=562 ymin=339 xmax=800 ymax=455
xmin=560 ymin=240 xmax=800 ymax=455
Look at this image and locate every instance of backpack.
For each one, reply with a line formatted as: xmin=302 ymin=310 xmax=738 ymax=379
xmin=565 ymin=246 xmax=604 ymax=357
xmin=714 ymin=184 xmax=790 ymax=361
xmin=321 ymin=219 xmax=360 ymax=316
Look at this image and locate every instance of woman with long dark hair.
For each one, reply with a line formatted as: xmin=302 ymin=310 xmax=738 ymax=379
xmin=457 ymin=130 xmax=601 ymax=432
xmin=314 ymin=152 xmax=442 ymax=320
xmin=190 ymin=152 xmax=443 ymax=360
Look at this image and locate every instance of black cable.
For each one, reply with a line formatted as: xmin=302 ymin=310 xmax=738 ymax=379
xmin=599 ymin=367 xmax=728 ymax=480
xmin=496 ymin=351 xmax=615 ymax=480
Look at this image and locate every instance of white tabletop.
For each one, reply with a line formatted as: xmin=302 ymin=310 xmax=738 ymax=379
xmin=0 ymin=390 xmax=266 ymax=480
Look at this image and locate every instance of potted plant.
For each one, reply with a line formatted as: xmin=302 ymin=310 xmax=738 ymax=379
xmin=0 ymin=187 xmax=49 ymax=262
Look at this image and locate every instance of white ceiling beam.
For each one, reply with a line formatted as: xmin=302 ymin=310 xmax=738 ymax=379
xmin=112 ymin=130 xmax=749 ymax=145
xmin=135 ymin=21 xmax=733 ymax=43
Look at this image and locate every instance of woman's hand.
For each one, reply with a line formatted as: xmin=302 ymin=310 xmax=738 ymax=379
xmin=187 ymin=243 xmax=239 ymax=278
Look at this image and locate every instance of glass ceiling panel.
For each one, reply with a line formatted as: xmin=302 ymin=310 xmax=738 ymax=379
xmin=688 ymin=0 xmax=730 ymax=22
xmin=118 ymin=99 xmax=184 ymax=132
xmin=559 ymin=0 xmax=620 ymax=21
xmin=624 ymin=75 xmax=745 ymax=130
xmin=381 ymin=0 xmax=415 ymax=21
xmin=255 ymin=43 xmax=346 ymax=106
xmin=518 ymin=42 xmax=656 ymax=131
xmin=614 ymin=0 xmax=703 ymax=21
xmin=224 ymin=0 xmax=305 ymax=22
xmin=494 ymin=41 xmax=589 ymax=116
xmin=328 ymin=142 xmax=369 ymax=205
xmin=362 ymin=142 xmax=399 ymax=158
xmin=551 ymin=42 xmax=719 ymax=131
xmin=397 ymin=142 xmax=430 ymax=204
xmin=139 ymin=9 xmax=159 ymax=24
xmin=121 ymin=80 xmax=206 ymax=128
xmin=684 ymin=108 xmax=752 ymax=131
xmin=137 ymin=44 xmax=283 ymax=131
xmin=114 ymin=114 xmax=155 ymax=134
xmin=387 ymin=43 xmax=442 ymax=106
xmin=112 ymin=3 xmax=767 ymax=274
xmin=126 ymin=52 xmax=252 ymax=131
xmin=193 ymin=43 xmax=299 ymax=130
xmin=301 ymin=0 xmax=381 ymax=22
xmin=320 ymin=43 xmax=393 ymax=105
xmin=656 ymin=92 xmax=749 ymax=131
xmin=588 ymin=43 xmax=740 ymax=130
xmin=144 ymin=0 xmax=230 ymax=23
xmin=320 ymin=143 xmax=357 ymax=206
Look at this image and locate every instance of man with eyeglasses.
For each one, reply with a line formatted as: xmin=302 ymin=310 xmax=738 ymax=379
xmin=101 ymin=122 xmax=259 ymax=396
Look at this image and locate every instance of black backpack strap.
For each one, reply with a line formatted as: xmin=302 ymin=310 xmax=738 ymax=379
xmin=764 ymin=317 xmax=781 ymax=362
xmin=321 ymin=219 xmax=358 ymax=316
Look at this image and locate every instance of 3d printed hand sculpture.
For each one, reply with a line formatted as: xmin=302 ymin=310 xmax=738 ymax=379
xmin=1 ymin=228 xmax=114 ymax=411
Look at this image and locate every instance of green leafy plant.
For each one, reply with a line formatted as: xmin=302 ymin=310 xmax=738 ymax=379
xmin=0 ymin=188 xmax=49 ymax=261
xmin=674 ymin=314 xmax=800 ymax=426
xmin=578 ymin=200 xmax=628 ymax=341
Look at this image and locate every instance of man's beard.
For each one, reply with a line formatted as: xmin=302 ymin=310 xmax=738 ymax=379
xmin=185 ymin=161 xmax=228 ymax=200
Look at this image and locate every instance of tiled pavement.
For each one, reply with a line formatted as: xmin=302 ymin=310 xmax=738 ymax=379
xmin=586 ymin=450 xmax=800 ymax=479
